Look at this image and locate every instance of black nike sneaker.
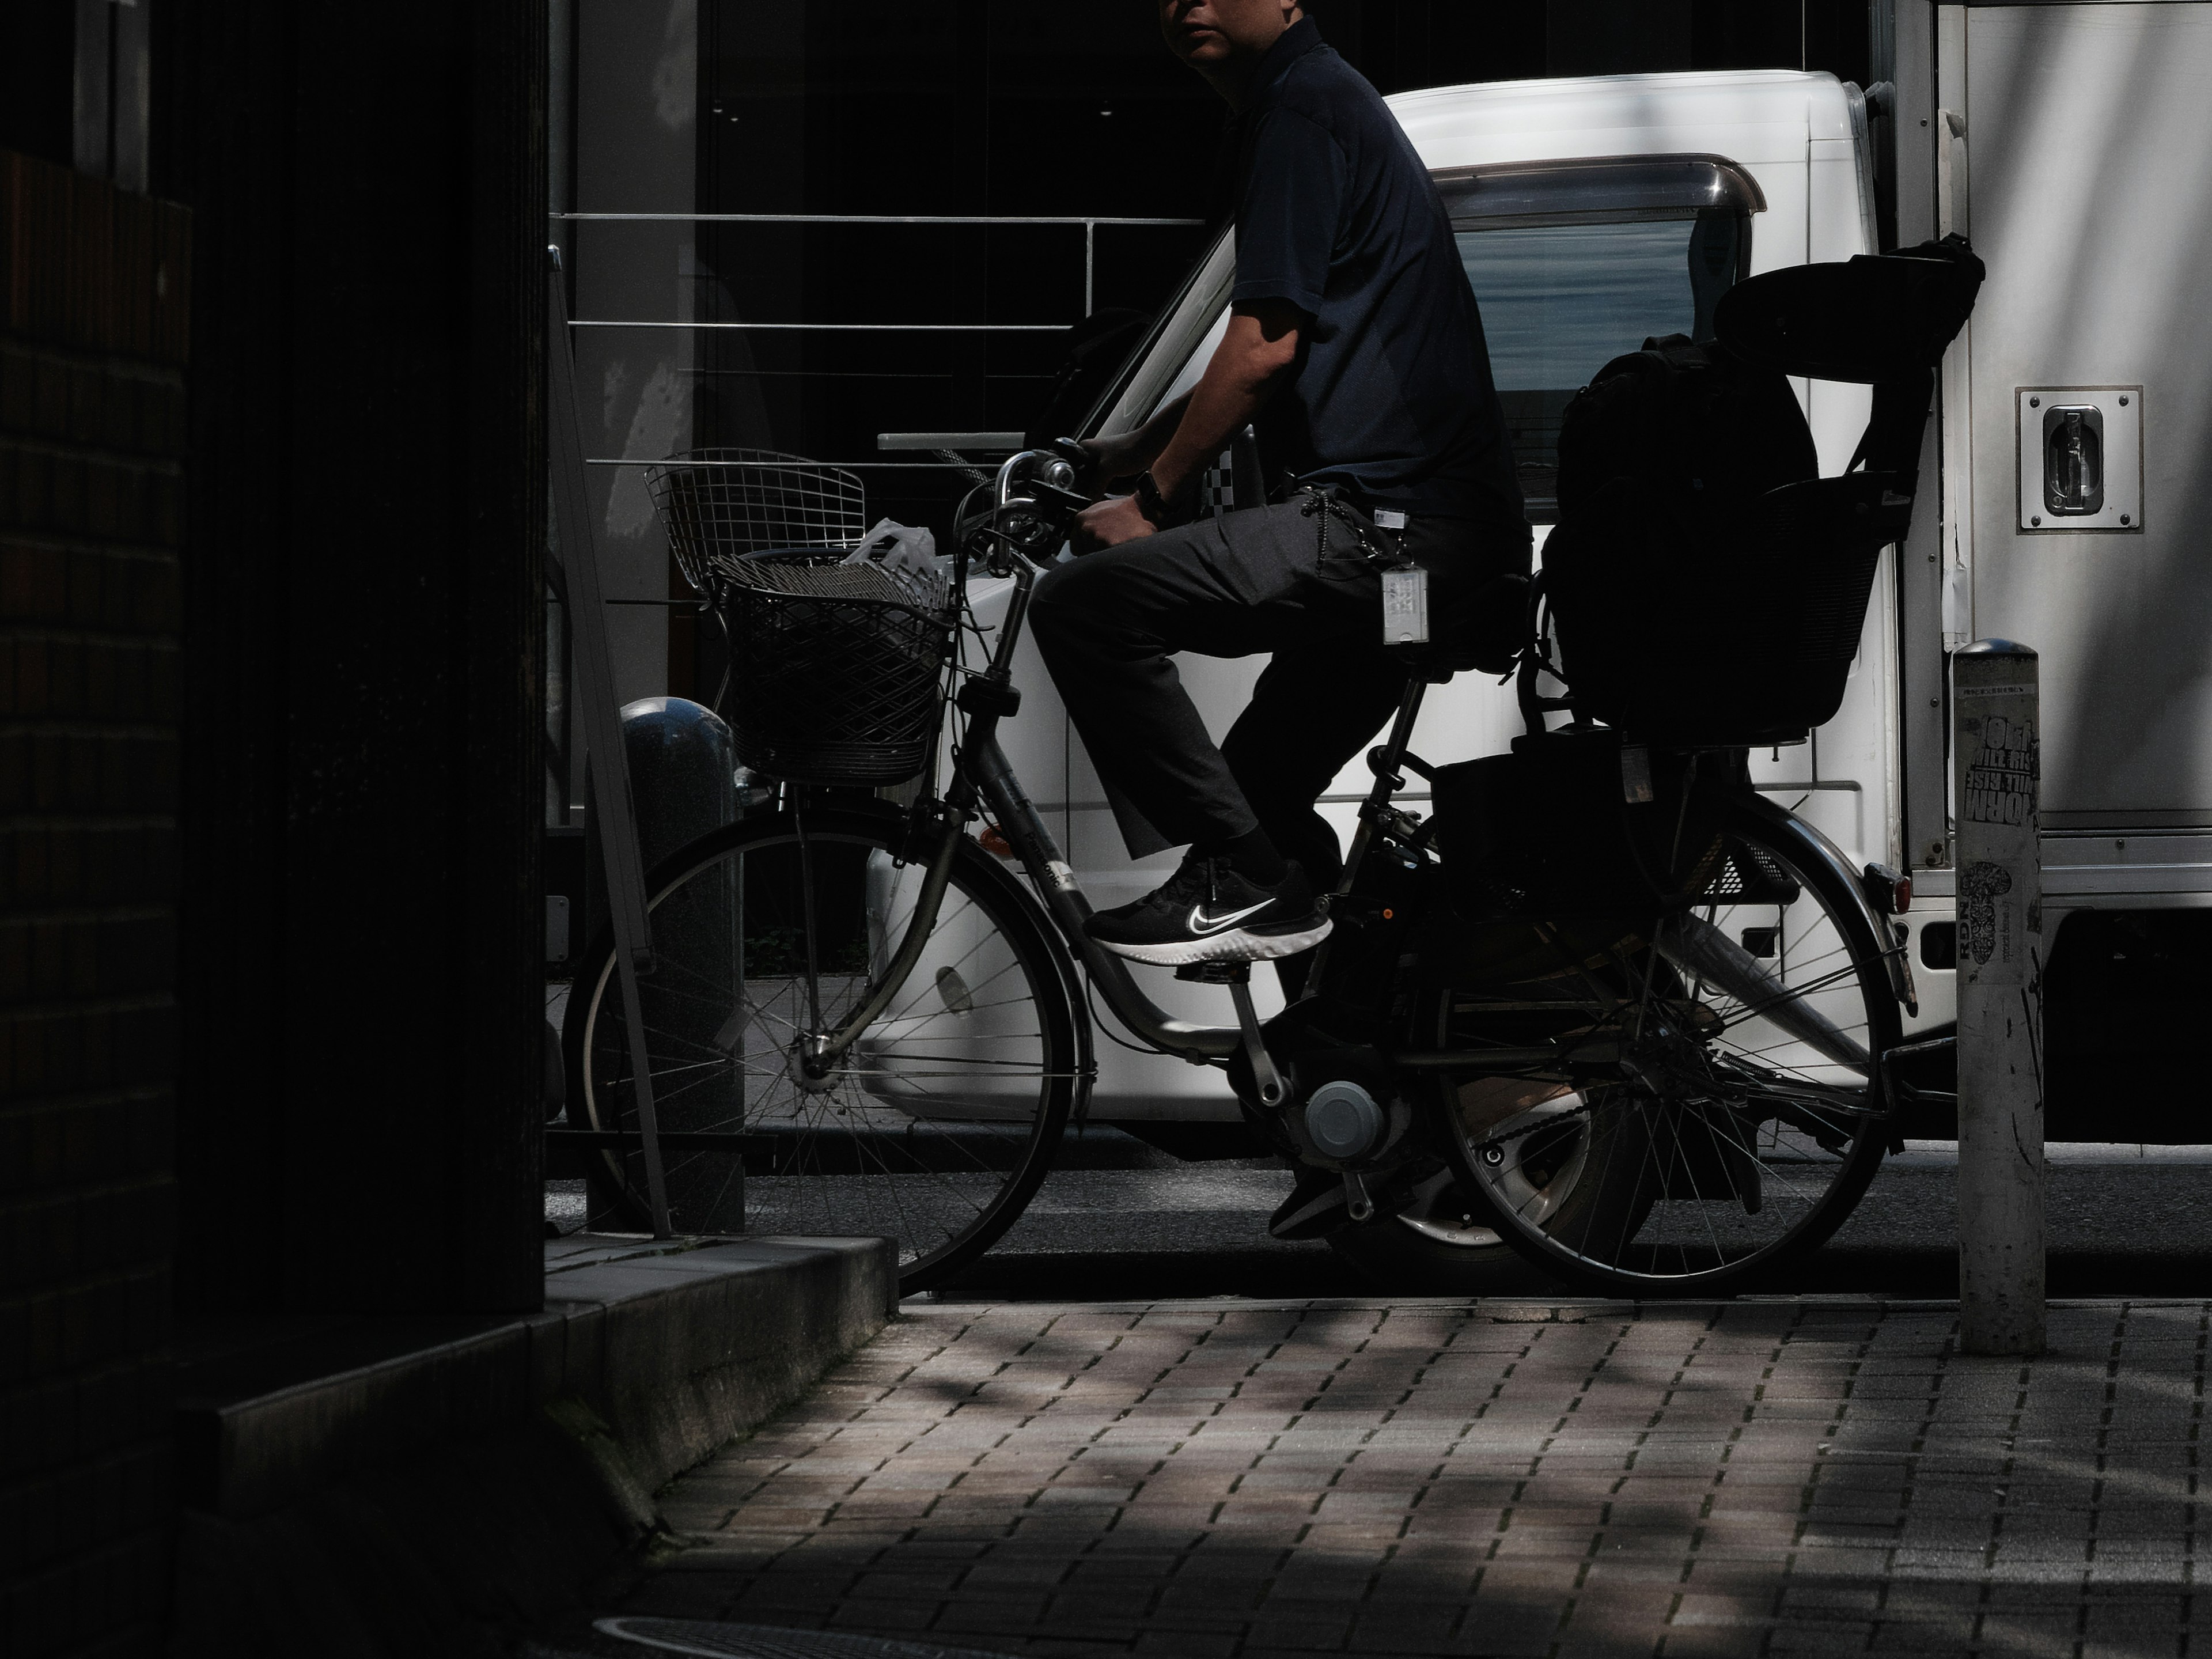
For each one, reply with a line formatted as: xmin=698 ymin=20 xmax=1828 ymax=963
xmin=1084 ymin=854 xmax=1331 ymax=967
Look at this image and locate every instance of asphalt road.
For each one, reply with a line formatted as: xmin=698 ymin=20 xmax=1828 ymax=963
xmin=923 ymin=1137 xmax=2212 ymax=1302
xmin=548 ymin=976 xmax=2212 ymax=1302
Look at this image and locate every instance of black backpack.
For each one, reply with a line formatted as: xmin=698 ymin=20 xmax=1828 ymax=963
xmin=1539 ymin=334 xmax=1828 ymax=742
xmin=1554 ymin=333 xmax=1817 ymax=522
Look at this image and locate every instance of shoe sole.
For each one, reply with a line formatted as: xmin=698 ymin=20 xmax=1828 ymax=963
xmin=1093 ymin=918 xmax=1333 ymax=968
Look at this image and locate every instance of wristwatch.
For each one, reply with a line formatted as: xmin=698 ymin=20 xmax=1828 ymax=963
xmin=1134 ymin=469 xmax=1190 ymax=528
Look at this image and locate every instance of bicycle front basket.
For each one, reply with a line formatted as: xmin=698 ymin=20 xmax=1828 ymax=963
xmin=717 ymin=551 xmax=955 ymax=786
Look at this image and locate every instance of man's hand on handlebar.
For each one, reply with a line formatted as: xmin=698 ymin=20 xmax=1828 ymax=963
xmin=1081 ymin=430 xmax=1153 ymax=493
xmin=1073 ymin=492 xmax=1162 ymax=553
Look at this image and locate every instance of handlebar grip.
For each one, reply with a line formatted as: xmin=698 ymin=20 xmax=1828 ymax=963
xmin=1047 ymin=435 xmax=1100 ymax=496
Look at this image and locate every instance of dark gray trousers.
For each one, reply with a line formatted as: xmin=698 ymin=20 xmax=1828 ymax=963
xmin=1029 ymin=498 xmax=1525 ymax=891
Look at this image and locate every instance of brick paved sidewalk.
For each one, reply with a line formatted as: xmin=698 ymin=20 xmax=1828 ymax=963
xmin=593 ymin=1298 xmax=2211 ymax=1658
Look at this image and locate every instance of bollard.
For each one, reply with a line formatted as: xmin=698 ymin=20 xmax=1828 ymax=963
xmin=1952 ymin=639 xmax=2045 ymax=1355
xmin=599 ymin=697 xmax=739 ymax=870
xmin=586 ymin=697 xmax=742 ymax=1232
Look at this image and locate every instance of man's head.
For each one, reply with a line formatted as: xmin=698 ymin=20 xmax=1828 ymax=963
xmin=1158 ymin=0 xmax=1304 ymax=100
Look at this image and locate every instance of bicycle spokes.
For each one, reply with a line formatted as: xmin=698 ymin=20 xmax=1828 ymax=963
xmin=568 ymin=814 xmax=1074 ymax=1287
xmin=1444 ymin=808 xmax=1896 ymax=1290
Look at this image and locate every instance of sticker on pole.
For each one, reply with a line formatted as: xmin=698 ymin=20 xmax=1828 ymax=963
xmin=1959 ymin=860 xmax=2015 ymax=968
xmin=1961 ymin=712 xmax=2039 ymax=828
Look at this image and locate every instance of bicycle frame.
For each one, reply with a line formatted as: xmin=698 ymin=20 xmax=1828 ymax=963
xmin=798 ymin=451 xmax=1912 ymax=1089
xmin=955 ymin=539 xmax=1258 ymax=1066
xmin=792 ymin=452 xmax=1420 ymax=1074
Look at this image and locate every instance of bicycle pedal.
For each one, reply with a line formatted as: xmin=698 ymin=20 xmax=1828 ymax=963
xmin=1173 ymin=961 xmax=1252 ymax=984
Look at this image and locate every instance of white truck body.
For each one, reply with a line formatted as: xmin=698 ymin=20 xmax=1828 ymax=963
xmin=979 ymin=33 xmax=2211 ymax=1128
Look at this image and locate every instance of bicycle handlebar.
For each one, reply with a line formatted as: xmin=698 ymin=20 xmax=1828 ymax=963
xmin=960 ymin=445 xmax=1101 ymax=577
xmin=994 ymin=445 xmax=1090 ymax=510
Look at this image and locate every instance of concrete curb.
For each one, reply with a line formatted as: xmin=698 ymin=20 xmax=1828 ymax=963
xmin=916 ymin=1291 xmax=2211 ymax=1316
xmin=171 ymin=1234 xmax=897 ymax=1659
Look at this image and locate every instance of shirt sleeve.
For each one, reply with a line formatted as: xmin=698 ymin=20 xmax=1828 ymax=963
xmin=1231 ymin=108 xmax=1345 ymax=320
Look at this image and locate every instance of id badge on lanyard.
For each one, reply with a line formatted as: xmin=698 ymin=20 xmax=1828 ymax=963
xmin=1381 ymin=566 xmax=1429 ymax=645
xmin=1372 ymin=509 xmax=1427 ymax=645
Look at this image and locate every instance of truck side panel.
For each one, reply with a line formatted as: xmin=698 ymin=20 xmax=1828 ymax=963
xmin=1963 ymin=5 xmax=2212 ymax=838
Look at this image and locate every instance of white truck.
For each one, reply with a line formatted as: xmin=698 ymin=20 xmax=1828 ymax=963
xmin=983 ymin=17 xmax=2209 ymax=1254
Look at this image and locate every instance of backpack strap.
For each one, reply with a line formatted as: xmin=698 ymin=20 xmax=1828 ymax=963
xmin=1639 ymin=333 xmax=1709 ymax=373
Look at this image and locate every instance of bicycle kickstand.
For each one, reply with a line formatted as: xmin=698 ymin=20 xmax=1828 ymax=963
xmin=1176 ymin=960 xmax=1286 ymax=1109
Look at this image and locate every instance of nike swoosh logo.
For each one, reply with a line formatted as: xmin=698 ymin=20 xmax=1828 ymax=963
xmin=1188 ymin=899 xmax=1272 ymax=935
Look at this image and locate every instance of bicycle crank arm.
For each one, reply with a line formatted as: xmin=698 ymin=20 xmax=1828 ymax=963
xmin=1656 ymin=914 xmax=1870 ymax=1072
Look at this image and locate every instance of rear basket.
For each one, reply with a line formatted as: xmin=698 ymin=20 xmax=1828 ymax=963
xmin=1430 ymin=729 xmax=1737 ymax=924
xmin=717 ymin=551 xmax=955 ymax=786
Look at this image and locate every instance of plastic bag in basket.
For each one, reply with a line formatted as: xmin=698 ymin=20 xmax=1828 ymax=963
xmin=842 ymin=519 xmax=949 ymax=602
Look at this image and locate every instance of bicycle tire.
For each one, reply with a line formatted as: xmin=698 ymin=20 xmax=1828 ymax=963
xmin=1423 ymin=797 xmax=1899 ymax=1297
xmin=562 ymin=804 xmax=1078 ymax=1293
xmin=1324 ymin=1187 xmax=1559 ymax=1294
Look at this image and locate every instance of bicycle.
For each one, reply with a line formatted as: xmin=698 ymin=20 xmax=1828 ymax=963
xmin=561 ymin=242 xmax=1978 ymax=1298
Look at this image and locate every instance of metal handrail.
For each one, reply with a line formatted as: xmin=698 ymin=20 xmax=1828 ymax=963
xmin=551 ymin=209 xmax=1205 ymax=316
xmin=585 ymin=457 xmax=984 ymax=471
xmin=552 ymin=213 xmax=1202 ymax=224
xmin=570 ymin=321 xmax=1073 ymax=332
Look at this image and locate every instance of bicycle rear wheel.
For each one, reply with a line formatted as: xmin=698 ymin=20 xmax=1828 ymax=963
xmin=562 ymin=803 xmax=1078 ymax=1291
xmin=1426 ymin=798 xmax=1900 ymax=1296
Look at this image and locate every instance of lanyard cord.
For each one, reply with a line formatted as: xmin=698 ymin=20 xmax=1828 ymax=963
xmin=1297 ymin=486 xmax=1403 ymax=568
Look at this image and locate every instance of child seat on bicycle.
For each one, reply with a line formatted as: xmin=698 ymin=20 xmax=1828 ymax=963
xmin=1539 ymin=236 xmax=1985 ymax=747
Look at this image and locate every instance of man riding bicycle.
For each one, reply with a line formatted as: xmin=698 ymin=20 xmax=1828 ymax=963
xmin=1031 ymin=0 xmax=1529 ymax=978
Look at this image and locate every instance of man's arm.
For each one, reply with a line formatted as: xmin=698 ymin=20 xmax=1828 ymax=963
xmin=1086 ymin=390 xmax=1192 ymax=490
xmin=1073 ymin=300 xmax=1303 ymax=551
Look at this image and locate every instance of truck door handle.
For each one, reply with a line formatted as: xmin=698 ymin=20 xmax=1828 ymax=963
xmin=2043 ymin=405 xmax=2105 ymax=514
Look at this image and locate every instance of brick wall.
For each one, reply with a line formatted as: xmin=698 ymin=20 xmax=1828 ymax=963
xmin=0 ymin=149 xmax=190 ymax=1659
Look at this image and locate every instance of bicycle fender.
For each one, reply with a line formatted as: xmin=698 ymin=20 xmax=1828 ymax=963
xmin=1737 ymin=791 xmax=1919 ymax=1017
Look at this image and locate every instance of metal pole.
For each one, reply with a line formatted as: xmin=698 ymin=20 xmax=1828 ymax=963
xmin=1085 ymin=221 xmax=1095 ymax=317
xmin=545 ymin=248 xmax=674 ymax=1239
xmin=1952 ymin=638 xmax=2044 ymax=1355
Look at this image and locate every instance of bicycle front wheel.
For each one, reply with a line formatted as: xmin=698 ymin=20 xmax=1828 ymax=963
xmin=1429 ymin=797 xmax=1900 ymax=1296
xmin=563 ymin=803 xmax=1078 ymax=1291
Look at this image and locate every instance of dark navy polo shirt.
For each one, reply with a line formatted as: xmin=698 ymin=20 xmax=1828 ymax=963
xmin=1232 ymin=18 xmax=1525 ymax=533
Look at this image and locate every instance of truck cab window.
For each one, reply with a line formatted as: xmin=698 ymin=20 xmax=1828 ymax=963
xmin=1438 ymin=157 xmax=1762 ymax=521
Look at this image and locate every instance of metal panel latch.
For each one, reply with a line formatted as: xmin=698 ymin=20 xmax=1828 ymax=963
xmin=2042 ymin=404 xmax=2104 ymax=515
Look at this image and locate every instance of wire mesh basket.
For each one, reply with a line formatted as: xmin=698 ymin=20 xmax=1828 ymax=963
xmin=718 ymin=552 xmax=956 ymax=786
xmin=644 ymin=449 xmax=868 ymax=597
xmin=1693 ymin=836 xmax=1802 ymax=907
